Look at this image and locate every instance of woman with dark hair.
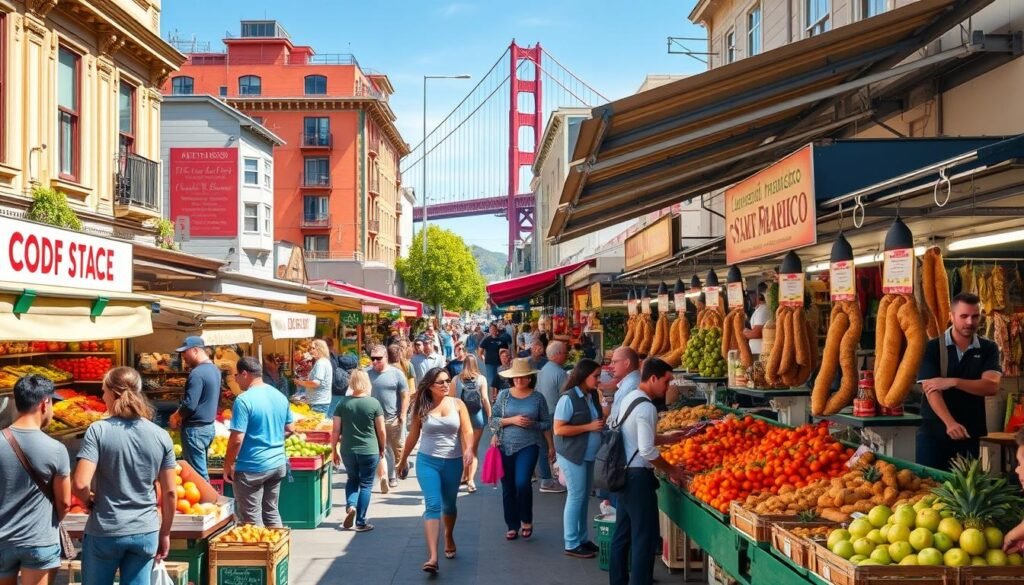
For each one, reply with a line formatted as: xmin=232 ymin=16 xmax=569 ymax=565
xmin=453 ymin=354 xmax=492 ymax=492
xmin=397 ymin=368 xmax=474 ymax=574
xmin=489 ymin=358 xmax=552 ymax=541
xmin=553 ymin=358 xmax=605 ymax=558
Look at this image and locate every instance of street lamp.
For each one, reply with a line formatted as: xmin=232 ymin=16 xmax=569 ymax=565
xmin=422 ymin=74 xmax=471 ymax=258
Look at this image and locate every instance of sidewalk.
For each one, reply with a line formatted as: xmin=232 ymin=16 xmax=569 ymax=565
xmin=288 ymin=438 xmax=673 ymax=584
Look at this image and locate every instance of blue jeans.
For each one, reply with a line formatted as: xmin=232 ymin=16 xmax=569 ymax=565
xmin=0 ymin=544 xmax=61 ymax=577
xmin=484 ymin=364 xmax=499 ymax=391
xmin=415 ymin=453 xmax=463 ymax=520
xmin=500 ymin=445 xmax=539 ymax=531
xmin=536 ymin=447 xmax=553 ymax=480
xmin=342 ymin=452 xmax=379 ymax=527
xmin=182 ymin=424 xmax=215 ymax=481
xmin=557 ymin=455 xmax=594 ymax=549
xmin=82 ymin=531 xmax=158 ymax=585
xmin=610 ymin=469 xmax=660 ymax=585
xmin=311 ymin=403 xmax=330 ymax=415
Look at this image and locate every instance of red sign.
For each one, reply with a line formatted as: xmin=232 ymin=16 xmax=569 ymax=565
xmin=169 ymin=148 xmax=239 ymax=237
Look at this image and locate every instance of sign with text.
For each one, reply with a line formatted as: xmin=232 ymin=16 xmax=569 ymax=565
xmin=725 ymin=145 xmax=817 ymax=265
xmin=727 ymin=283 xmax=744 ymax=310
xmin=703 ymin=286 xmax=720 ymax=308
xmin=624 ymin=214 xmax=677 ymax=271
xmin=779 ymin=273 xmax=805 ymax=307
xmin=830 ymin=261 xmax=856 ymax=301
xmin=0 ymin=216 xmax=132 ymax=293
xmin=883 ymin=248 xmax=914 ymax=294
xmin=674 ymin=292 xmax=686 ymax=312
xmin=590 ymin=283 xmax=602 ymax=309
xmin=169 ymin=148 xmax=239 ymax=237
xmin=269 ymin=311 xmax=316 ymax=339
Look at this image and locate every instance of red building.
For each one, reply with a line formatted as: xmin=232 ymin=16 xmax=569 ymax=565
xmin=165 ymin=20 xmax=408 ymax=292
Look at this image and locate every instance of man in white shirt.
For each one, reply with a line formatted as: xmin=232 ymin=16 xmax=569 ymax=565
xmin=744 ymin=282 xmax=771 ymax=355
xmin=609 ymin=358 xmax=688 ymax=585
xmin=411 ymin=336 xmax=446 ymax=386
xmin=602 ymin=347 xmax=641 ymax=422
xmin=535 ymin=341 xmax=568 ymax=493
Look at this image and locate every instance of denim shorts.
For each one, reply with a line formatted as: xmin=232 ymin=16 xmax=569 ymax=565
xmin=0 ymin=544 xmax=62 ymax=576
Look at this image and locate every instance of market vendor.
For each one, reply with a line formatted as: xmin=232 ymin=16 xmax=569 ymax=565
xmin=917 ymin=293 xmax=1002 ymax=471
xmin=262 ymin=353 xmax=292 ymax=397
xmin=169 ymin=336 xmax=222 ymax=481
xmin=743 ymin=283 xmax=771 ymax=355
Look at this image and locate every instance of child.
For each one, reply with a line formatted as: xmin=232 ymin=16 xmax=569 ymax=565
xmin=1002 ymin=428 xmax=1024 ymax=553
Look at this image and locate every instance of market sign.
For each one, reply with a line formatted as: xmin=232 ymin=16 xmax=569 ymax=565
xmin=269 ymin=311 xmax=316 ymax=339
xmin=169 ymin=148 xmax=239 ymax=237
xmin=0 ymin=216 xmax=133 ymax=293
xmin=340 ymin=310 xmax=363 ymax=326
xmin=725 ymin=145 xmax=817 ymax=265
xmin=624 ymin=214 xmax=678 ymax=271
xmin=590 ymin=283 xmax=602 ymax=309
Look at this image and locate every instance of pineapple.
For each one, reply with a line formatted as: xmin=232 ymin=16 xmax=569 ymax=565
xmin=931 ymin=455 xmax=1024 ymax=531
xmin=861 ymin=465 xmax=882 ymax=484
xmin=796 ymin=509 xmax=820 ymax=523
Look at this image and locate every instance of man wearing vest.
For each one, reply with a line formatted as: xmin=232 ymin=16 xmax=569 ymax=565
xmin=609 ymin=358 xmax=688 ymax=585
xmin=917 ymin=292 xmax=1002 ymax=471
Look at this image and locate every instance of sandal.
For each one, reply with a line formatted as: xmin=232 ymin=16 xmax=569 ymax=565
xmin=467 ymin=482 xmax=477 ymax=493
xmin=505 ymin=530 xmax=519 ymax=540
xmin=444 ymin=547 xmax=456 ymax=559
xmin=520 ymin=525 xmax=533 ymax=539
xmin=422 ymin=561 xmax=439 ymax=574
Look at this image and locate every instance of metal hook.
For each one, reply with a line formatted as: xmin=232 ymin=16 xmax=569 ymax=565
xmin=934 ymin=167 xmax=951 ymax=207
xmin=853 ymin=195 xmax=866 ymax=229
xmin=838 ymin=202 xmax=845 ymax=233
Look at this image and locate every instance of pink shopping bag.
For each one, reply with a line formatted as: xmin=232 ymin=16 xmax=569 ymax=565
xmin=481 ymin=445 xmax=504 ymax=485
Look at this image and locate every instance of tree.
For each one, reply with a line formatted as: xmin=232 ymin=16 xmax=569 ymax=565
xmin=26 ymin=187 xmax=82 ymax=231
xmin=396 ymin=225 xmax=486 ymax=312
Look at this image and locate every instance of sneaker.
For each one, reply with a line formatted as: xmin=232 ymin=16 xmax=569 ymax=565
xmin=581 ymin=541 xmax=599 ymax=554
xmin=388 ymin=479 xmax=399 ymax=488
xmin=539 ymin=480 xmax=566 ymax=493
xmin=353 ymin=523 xmax=375 ymax=532
xmin=343 ymin=507 xmax=356 ymax=529
xmin=564 ymin=545 xmax=596 ymax=559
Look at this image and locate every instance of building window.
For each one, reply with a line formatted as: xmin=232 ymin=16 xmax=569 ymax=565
xmin=239 ymin=75 xmax=261 ymax=96
xmin=57 ymin=47 xmax=80 ymax=181
xmin=171 ymin=76 xmax=194 ymax=95
xmin=862 ymin=0 xmax=888 ymax=17
xmin=805 ymin=0 xmax=830 ymax=36
xmin=304 ymin=75 xmax=327 ymax=95
xmin=243 ymin=203 xmax=259 ymax=232
xmin=263 ymin=204 xmax=272 ymax=234
xmin=219 ymin=86 xmax=228 ymax=97
xmin=303 ymin=117 xmax=330 ymax=146
xmin=304 ymin=235 xmax=328 ymax=254
xmin=263 ymin=159 xmax=272 ymax=188
xmin=304 ymin=195 xmax=328 ymax=220
xmin=118 ymin=82 xmax=135 ymax=155
xmin=243 ymin=158 xmax=259 ymax=185
xmin=725 ymin=30 xmax=737 ymax=63
xmin=251 ymin=116 xmax=264 ymax=124
xmin=304 ymin=157 xmax=330 ymax=186
xmin=748 ymin=5 xmax=762 ymax=56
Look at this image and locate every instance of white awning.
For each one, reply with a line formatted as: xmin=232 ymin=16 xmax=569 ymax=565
xmin=0 ymin=283 xmax=154 ymax=341
xmin=152 ymin=296 xmax=315 ymax=340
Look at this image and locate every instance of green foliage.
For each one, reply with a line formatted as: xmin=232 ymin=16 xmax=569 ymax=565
xmin=397 ymin=226 xmax=487 ymax=313
xmin=470 ymin=245 xmax=508 ymax=283
xmin=25 ymin=187 xmax=82 ymax=231
xmin=153 ymin=219 xmax=177 ymax=250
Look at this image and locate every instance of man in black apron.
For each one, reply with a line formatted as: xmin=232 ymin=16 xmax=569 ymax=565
xmin=917 ymin=293 xmax=1002 ymax=471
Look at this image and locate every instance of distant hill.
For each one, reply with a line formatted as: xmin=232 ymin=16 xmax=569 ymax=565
xmin=472 ymin=246 xmax=508 ymax=284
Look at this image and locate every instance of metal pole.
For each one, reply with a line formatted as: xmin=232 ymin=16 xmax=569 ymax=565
xmin=422 ymin=75 xmax=429 ymax=258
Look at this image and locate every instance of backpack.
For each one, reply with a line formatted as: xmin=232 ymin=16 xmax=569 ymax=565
xmin=593 ymin=395 xmax=651 ymax=493
xmin=331 ymin=358 xmax=350 ymax=396
xmin=458 ymin=376 xmax=483 ymax=415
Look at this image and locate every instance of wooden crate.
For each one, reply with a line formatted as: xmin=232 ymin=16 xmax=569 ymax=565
xmin=68 ymin=560 xmax=190 ymax=585
xmin=770 ymin=521 xmax=837 ymax=573
xmin=729 ymin=502 xmax=793 ymax=543
xmin=812 ymin=541 xmax=956 ymax=585
xmin=658 ymin=511 xmax=704 ymax=571
xmin=958 ymin=566 xmax=1024 ymax=584
xmin=209 ymin=529 xmax=289 ymax=585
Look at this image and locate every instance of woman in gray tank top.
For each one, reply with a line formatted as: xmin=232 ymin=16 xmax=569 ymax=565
xmin=397 ymin=367 xmax=474 ymax=575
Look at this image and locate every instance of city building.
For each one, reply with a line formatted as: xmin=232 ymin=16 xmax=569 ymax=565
xmin=161 ymin=95 xmax=284 ymax=279
xmin=165 ymin=20 xmax=409 ymax=293
xmin=398 ymin=187 xmax=415 ymax=257
xmin=0 ymin=0 xmax=184 ymax=239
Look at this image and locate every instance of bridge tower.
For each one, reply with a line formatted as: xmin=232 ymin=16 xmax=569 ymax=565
xmin=507 ymin=42 xmax=542 ymax=269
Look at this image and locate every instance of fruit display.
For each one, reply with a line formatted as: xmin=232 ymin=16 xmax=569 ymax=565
xmin=289 ymin=401 xmax=312 ymax=416
xmin=920 ymin=247 xmax=951 ymax=339
xmin=295 ymin=414 xmax=329 ymax=432
xmin=697 ymin=305 xmax=725 ymax=329
xmin=661 ymin=415 xmax=771 ymax=473
xmin=649 ymin=312 xmax=672 ymax=357
xmin=0 ymin=371 xmax=18 ymax=388
xmin=765 ymin=306 xmax=817 ymax=387
xmin=168 ymin=430 xmax=183 ymax=458
xmin=285 ymin=434 xmax=332 ymax=458
xmin=621 ymin=315 xmax=638 ymax=348
xmin=874 ymin=294 xmax=926 ymax=408
xmin=52 ymin=396 xmax=106 ymax=427
xmin=2 ymin=365 xmax=72 ymax=383
xmin=212 ymin=525 xmax=286 ymax=544
xmin=636 ymin=314 xmax=655 ymax=356
xmin=45 ymin=419 xmax=70 ymax=433
xmin=51 ymin=357 xmax=113 ymax=381
xmin=721 ymin=308 xmax=753 ymax=369
xmin=682 ymin=327 xmax=726 ymax=377
xmin=790 ymin=525 xmax=834 ymax=539
xmin=57 ymin=390 xmax=106 ymax=411
xmin=0 ymin=340 xmax=114 ymax=355
xmin=811 ymin=300 xmax=863 ymax=416
xmin=658 ymin=313 xmax=691 ymax=368
xmin=137 ymin=353 xmax=175 ymax=373
xmin=208 ymin=435 xmax=228 ymax=459
xmin=657 ymin=405 xmax=724 ymax=433
xmin=172 ymin=465 xmax=221 ymax=516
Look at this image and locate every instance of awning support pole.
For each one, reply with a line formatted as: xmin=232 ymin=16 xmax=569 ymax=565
xmin=90 ymin=297 xmax=109 ymax=318
xmin=13 ymin=290 xmax=36 ymax=316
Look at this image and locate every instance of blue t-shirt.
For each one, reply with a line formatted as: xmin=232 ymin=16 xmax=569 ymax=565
xmin=230 ymin=383 xmax=296 ymax=473
xmin=554 ymin=388 xmax=602 ymax=461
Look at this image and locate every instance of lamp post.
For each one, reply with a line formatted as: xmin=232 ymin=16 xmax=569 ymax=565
xmin=422 ymin=74 xmax=471 ymax=258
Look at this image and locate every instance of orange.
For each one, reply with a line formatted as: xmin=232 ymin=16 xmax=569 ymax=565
xmin=176 ymin=499 xmax=192 ymax=514
xmin=175 ymin=486 xmax=186 ymax=499
xmin=174 ymin=475 xmax=183 ymax=486
xmin=174 ymin=464 xmax=182 ymax=474
xmin=183 ymin=484 xmax=202 ymax=505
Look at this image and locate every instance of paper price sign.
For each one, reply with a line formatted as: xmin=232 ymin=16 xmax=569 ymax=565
xmin=627 ymin=299 xmax=638 ymax=316
xmin=727 ymin=283 xmax=744 ymax=310
xmin=641 ymin=297 xmax=652 ymax=314
xmin=674 ymin=292 xmax=686 ymax=312
xmin=779 ymin=273 xmax=804 ymax=307
xmin=830 ymin=260 xmax=856 ymax=301
xmin=883 ymin=248 xmax=914 ymax=294
xmin=658 ymin=293 xmax=670 ymax=309
xmin=703 ymin=286 xmax=720 ymax=308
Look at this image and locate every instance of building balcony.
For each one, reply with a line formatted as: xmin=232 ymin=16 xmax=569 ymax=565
xmin=368 ymin=175 xmax=380 ymax=195
xmin=300 ymin=132 xmax=333 ymax=150
xmin=368 ymin=137 xmax=379 ymax=157
xmin=395 ymin=201 xmax=403 ymax=215
xmin=302 ymin=173 xmax=332 ymax=189
xmin=300 ymin=214 xmax=331 ymax=230
xmin=114 ymin=153 xmax=161 ymax=220
xmin=303 ymin=250 xmax=364 ymax=261
xmin=368 ymin=219 xmax=380 ymax=234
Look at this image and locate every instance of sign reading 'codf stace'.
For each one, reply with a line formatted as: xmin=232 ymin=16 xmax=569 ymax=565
xmin=725 ymin=145 xmax=817 ymax=265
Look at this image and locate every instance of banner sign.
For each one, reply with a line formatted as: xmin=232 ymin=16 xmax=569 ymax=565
xmin=0 ymin=216 xmax=132 ymax=293
xmin=169 ymin=148 xmax=239 ymax=237
xmin=624 ymin=214 xmax=677 ymax=271
xmin=340 ymin=311 xmax=363 ymax=326
xmin=725 ymin=145 xmax=817 ymax=265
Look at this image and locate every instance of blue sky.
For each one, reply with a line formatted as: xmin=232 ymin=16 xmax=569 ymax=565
xmin=161 ymin=1 xmax=707 ymax=253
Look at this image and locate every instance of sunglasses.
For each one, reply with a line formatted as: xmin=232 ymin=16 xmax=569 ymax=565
xmin=370 ymin=356 xmax=385 ymax=362
xmin=433 ymin=378 xmax=452 ymax=386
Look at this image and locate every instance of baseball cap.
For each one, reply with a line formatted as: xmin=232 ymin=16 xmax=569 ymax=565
xmin=175 ymin=336 xmax=206 ymax=352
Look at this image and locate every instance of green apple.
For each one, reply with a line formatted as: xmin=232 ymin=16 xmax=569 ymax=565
xmin=943 ymin=548 xmax=970 ymax=567
xmin=985 ymin=526 xmax=1005 ymax=550
xmin=1008 ymin=552 xmax=1023 ymax=566
xmin=879 ymin=525 xmax=890 ymax=543
xmin=888 ymin=541 xmax=913 ymax=563
xmin=932 ymin=532 xmax=954 ymax=553
xmin=909 ymin=528 xmax=934 ymax=552
xmin=870 ymin=548 xmax=892 ymax=565
xmin=899 ymin=554 xmax=919 ymax=565
xmin=828 ymin=529 xmax=851 ymax=551
xmin=985 ymin=549 xmax=1008 ymax=566
xmin=917 ymin=548 xmax=943 ymax=566
xmin=892 ymin=506 xmax=916 ymax=528
xmin=887 ymin=524 xmax=910 ymax=544
xmin=916 ymin=508 xmax=941 ymax=532
xmin=960 ymin=528 xmax=988 ymax=556
xmin=858 ymin=559 xmax=881 ymax=566
xmin=849 ymin=518 xmax=873 ymax=539
xmin=971 ymin=557 xmax=988 ymax=566
xmin=867 ymin=529 xmax=886 ymax=546
xmin=849 ymin=554 xmax=868 ymax=564
xmin=868 ymin=505 xmax=892 ymax=528
xmin=853 ymin=538 xmax=875 ymax=557
xmin=833 ymin=540 xmax=855 ymax=560
xmin=937 ymin=517 xmax=963 ymax=542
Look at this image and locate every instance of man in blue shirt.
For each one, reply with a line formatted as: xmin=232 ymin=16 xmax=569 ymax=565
xmin=224 ymin=357 xmax=296 ymax=527
xmin=170 ymin=336 xmax=222 ymax=481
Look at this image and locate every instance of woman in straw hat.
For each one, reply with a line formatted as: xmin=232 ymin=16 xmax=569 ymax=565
xmin=489 ymin=358 xmax=553 ymax=541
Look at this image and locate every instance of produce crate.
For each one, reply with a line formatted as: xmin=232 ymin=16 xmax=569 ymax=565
xmin=301 ymin=430 xmax=331 ymax=444
xmin=769 ymin=521 xmax=837 ymax=574
xmin=67 ymin=561 xmax=190 ymax=585
xmin=958 ymin=566 xmax=1024 ymax=584
xmin=658 ymin=511 xmax=704 ymax=572
xmin=209 ymin=529 xmax=289 ymax=585
xmin=812 ymin=541 xmax=956 ymax=585
xmin=729 ymin=501 xmax=793 ymax=543
xmin=594 ymin=514 xmax=617 ymax=572
xmin=279 ymin=465 xmax=331 ymax=529
xmin=287 ymin=455 xmax=323 ymax=471
xmin=167 ymin=543 xmax=207 ymax=585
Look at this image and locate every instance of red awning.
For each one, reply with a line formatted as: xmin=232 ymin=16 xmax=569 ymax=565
xmin=486 ymin=261 xmax=591 ymax=306
xmin=326 ymin=282 xmax=424 ymax=317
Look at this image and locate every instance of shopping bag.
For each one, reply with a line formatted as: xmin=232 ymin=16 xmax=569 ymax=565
xmin=554 ymin=460 xmax=567 ymax=487
xmin=151 ymin=561 xmax=175 ymax=585
xmin=481 ymin=445 xmax=504 ymax=485
xmin=1006 ymin=394 xmax=1024 ymax=433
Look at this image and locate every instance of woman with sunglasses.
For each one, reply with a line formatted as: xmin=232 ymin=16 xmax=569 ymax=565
xmin=397 ymin=368 xmax=474 ymax=575
xmin=489 ymin=358 xmax=553 ymax=541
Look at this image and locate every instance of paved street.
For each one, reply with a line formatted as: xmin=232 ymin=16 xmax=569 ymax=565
xmin=289 ymin=434 xmax=675 ymax=585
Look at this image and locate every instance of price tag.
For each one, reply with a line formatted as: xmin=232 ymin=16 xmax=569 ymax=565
xmin=674 ymin=292 xmax=686 ymax=312
xmin=779 ymin=273 xmax=804 ymax=307
xmin=641 ymin=297 xmax=651 ymax=314
xmin=658 ymin=293 xmax=670 ymax=309
xmin=703 ymin=286 xmax=720 ymax=308
xmin=627 ymin=299 xmax=638 ymax=316
xmin=830 ymin=260 xmax=856 ymax=301
xmin=883 ymin=248 xmax=914 ymax=294
xmin=727 ymin=282 xmax=744 ymax=310
xmin=783 ymin=538 xmax=792 ymax=556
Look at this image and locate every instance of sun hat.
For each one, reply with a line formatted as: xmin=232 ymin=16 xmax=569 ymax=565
xmin=499 ymin=357 xmax=539 ymax=378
